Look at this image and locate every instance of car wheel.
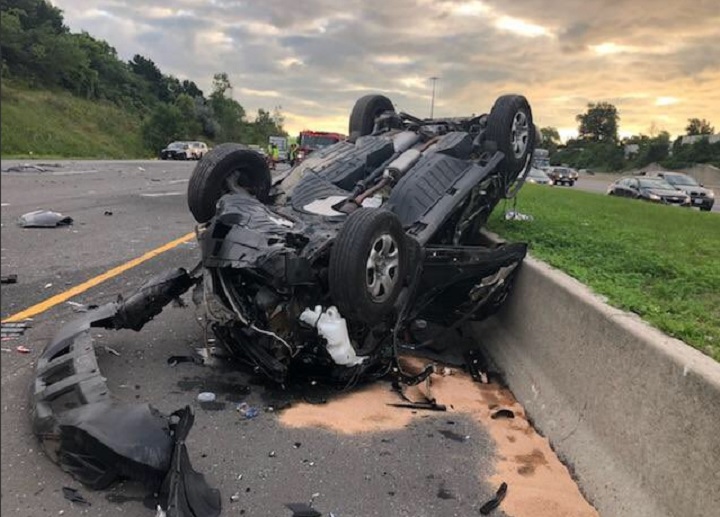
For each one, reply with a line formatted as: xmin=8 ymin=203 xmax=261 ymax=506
xmin=700 ymin=206 xmax=711 ymax=212
xmin=329 ymin=209 xmax=407 ymax=324
xmin=348 ymin=94 xmax=395 ymax=142
xmin=485 ymin=95 xmax=535 ymax=179
xmin=187 ymin=143 xmax=271 ymax=223
xmin=569 ymin=181 xmax=575 ymax=187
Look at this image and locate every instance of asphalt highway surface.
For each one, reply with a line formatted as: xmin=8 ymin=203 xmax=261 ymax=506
xmin=1 ymin=159 xmax=597 ymax=517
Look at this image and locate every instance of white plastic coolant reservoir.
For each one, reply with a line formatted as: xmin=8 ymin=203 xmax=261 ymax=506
xmin=299 ymin=306 xmax=367 ymax=366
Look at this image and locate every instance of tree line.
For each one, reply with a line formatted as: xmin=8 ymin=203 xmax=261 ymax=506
xmin=0 ymin=0 xmax=286 ymax=153
xmin=537 ymin=102 xmax=719 ymax=171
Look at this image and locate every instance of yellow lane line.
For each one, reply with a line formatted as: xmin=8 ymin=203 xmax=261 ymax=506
xmin=2 ymin=231 xmax=196 ymax=323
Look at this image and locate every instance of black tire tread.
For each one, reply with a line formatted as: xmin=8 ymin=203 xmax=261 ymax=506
xmin=485 ymin=95 xmax=534 ymax=177
xmin=329 ymin=209 xmax=406 ymax=323
xmin=187 ymin=143 xmax=270 ymax=223
xmin=348 ymin=95 xmax=395 ymax=141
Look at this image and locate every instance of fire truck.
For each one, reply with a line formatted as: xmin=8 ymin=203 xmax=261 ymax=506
xmin=295 ymin=130 xmax=346 ymax=163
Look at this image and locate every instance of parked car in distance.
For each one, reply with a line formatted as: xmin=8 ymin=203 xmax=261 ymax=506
xmin=607 ymin=177 xmax=691 ymax=206
xmin=645 ymin=171 xmax=714 ymax=211
xmin=526 ymin=167 xmax=554 ymax=185
xmin=546 ymin=166 xmax=578 ymax=186
xmin=160 ymin=141 xmax=208 ymax=160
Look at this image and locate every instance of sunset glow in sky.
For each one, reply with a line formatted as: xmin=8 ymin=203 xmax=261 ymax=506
xmin=52 ymin=0 xmax=720 ymax=140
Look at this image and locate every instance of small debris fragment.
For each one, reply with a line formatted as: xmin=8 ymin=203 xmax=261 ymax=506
xmin=236 ymin=402 xmax=259 ymax=419
xmin=16 ymin=345 xmax=31 ymax=354
xmin=268 ymin=450 xmax=276 ymax=458
xmin=197 ymin=392 xmax=216 ymax=403
xmin=167 ymin=355 xmax=196 ymax=366
xmin=479 ymin=482 xmax=508 ymax=515
xmin=285 ymin=503 xmax=322 ymax=517
xmin=504 ymin=210 xmax=533 ymax=221
xmin=293 ymin=442 xmax=302 ymax=449
xmin=62 ymin=487 xmax=91 ymax=506
xmin=387 ymin=402 xmax=447 ymax=412
xmin=230 ymin=492 xmax=241 ymax=502
xmin=490 ymin=409 xmax=515 ymax=420
xmin=1 ymin=274 xmax=17 ymax=284
xmin=155 ymin=505 xmax=167 ymax=517
xmin=17 ymin=210 xmax=73 ymax=228
xmin=103 ymin=346 xmax=121 ymax=357
xmin=104 ymin=211 xmax=113 ymax=216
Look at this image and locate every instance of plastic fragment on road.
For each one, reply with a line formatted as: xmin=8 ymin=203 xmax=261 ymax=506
xmin=479 ymin=482 xmax=508 ymax=515
xmin=197 ymin=392 xmax=216 ymax=403
xmin=17 ymin=209 xmax=74 ymax=228
xmin=299 ymin=306 xmax=367 ymax=366
xmin=16 ymin=345 xmax=31 ymax=354
xmin=62 ymin=487 xmax=91 ymax=506
xmin=236 ymin=402 xmax=259 ymax=419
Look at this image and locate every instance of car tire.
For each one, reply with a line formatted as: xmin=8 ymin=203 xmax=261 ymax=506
xmin=700 ymin=206 xmax=711 ymax=212
xmin=569 ymin=181 xmax=575 ymax=186
xmin=485 ymin=95 xmax=534 ymax=179
xmin=187 ymin=143 xmax=271 ymax=223
xmin=348 ymin=94 xmax=395 ymax=142
xmin=329 ymin=209 xmax=407 ymax=324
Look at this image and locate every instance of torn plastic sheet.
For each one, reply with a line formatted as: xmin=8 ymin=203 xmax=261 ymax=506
xmin=17 ymin=209 xmax=74 ymax=228
xmin=30 ymin=267 xmax=221 ymax=515
xmin=159 ymin=407 xmax=222 ymax=517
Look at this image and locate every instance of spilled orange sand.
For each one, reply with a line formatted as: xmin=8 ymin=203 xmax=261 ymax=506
xmin=280 ymin=358 xmax=598 ymax=517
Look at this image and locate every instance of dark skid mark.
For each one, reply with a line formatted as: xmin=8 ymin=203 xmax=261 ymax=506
xmin=439 ymin=429 xmax=467 ymax=442
xmin=437 ymin=486 xmax=456 ymax=500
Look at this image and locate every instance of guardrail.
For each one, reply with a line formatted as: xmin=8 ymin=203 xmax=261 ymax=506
xmin=473 ymin=242 xmax=720 ymax=517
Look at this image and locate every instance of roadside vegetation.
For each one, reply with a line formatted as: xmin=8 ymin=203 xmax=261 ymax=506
xmin=487 ymin=185 xmax=720 ymax=361
xmin=538 ymin=104 xmax=720 ymax=172
xmin=1 ymin=0 xmax=286 ymax=158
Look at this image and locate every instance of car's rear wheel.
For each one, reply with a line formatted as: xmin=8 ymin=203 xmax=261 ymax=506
xmin=485 ymin=95 xmax=534 ymax=179
xmin=348 ymin=94 xmax=395 ymax=142
xmin=187 ymin=143 xmax=271 ymax=223
xmin=329 ymin=209 xmax=407 ymax=323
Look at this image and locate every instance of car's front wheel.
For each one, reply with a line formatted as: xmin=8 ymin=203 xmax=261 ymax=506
xmin=329 ymin=209 xmax=407 ymax=324
xmin=348 ymin=94 xmax=395 ymax=142
xmin=187 ymin=143 xmax=271 ymax=223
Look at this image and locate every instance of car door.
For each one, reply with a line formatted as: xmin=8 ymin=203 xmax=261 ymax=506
xmin=625 ymin=178 xmax=640 ymax=198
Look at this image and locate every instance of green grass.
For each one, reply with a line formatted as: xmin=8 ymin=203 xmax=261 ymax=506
xmin=1 ymin=83 xmax=148 ymax=159
xmin=487 ymin=185 xmax=720 ymax=361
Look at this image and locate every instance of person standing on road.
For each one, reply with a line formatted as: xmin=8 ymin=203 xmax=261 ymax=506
xmin=271 ymin=144 xmax=280 ymax=169
xmin=289 ymin=143 xmax=298 ymax=167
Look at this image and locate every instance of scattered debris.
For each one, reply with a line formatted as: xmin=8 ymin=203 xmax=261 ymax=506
xmin=44 ymin=283 xmax=53 ymax=289
xmin=104 ymin=211 xmax=113 ymax=216
xmin=1 ymin=321 xmax=32 ymax=338
xmin=167 ymin=355 xmax=197 ymax=366
xmin=285 ymin=503 xmax=322 ymax=517
xmin=230 ymin=492 xmax=241 ymax=502
xmin=268 ymin=451 xmax=276 ymax=458
xmin=66 ymin=301 xmax=99 ymax=313
xmin=17 ymin=210 xmax=73 ymax=228
xmin=491 ymin=409 xmax=515 ymax=420
xmin=16 ymin=345 xmax=31 ymax=354
xmin=465 ymin=349 xmax=490 ymax=384
xmin=103 ymin=346 xmax=121 ymax=357
xmin=155 ymin=505 xmax=167 ymax=517
xmin=387 ymin=402 xmax=447 ymax=412
xmin=3 ymin=163 xmax=48 ymax=173
xmin=479 ymin=482 xmax=508 ymax=515
xmin=1 ymin=274 xmax=18 ymax=284
xmin=62 ymin=487 xmax=91 ymax=506
xmin=439 ymin=430 xmax=469 ymax=442
xmin=236 ymin=402 xmax=259 ymax=419
xmin=504 ymin=210 xmax=534 ymax=221
xmin=197 ymin=392 xmax=216 ymax=403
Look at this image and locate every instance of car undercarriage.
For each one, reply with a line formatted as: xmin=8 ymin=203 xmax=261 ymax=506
xmin=29 ymin=92 xmax=536 ymax=515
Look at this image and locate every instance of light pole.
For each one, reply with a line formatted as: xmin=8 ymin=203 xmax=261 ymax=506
xmin=429 ymin=76 xmax=439 ymax=119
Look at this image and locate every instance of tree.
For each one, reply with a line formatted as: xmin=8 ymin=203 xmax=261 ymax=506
xmin=576 ymin=102 xmax=619 ymax=142
xmin=141 ymin=103 xmax=185 ymax=153
xmin=539 ymin=126 xmax=560 ymax=152
xmin=685 ymin=118 xmax=714 ymax=136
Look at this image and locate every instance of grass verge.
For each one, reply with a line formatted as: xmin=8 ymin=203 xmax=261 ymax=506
xmin=487 ymin=184 xmax=720 ymax=361
xmin=1 ymin=83 xmax=148 ymax=159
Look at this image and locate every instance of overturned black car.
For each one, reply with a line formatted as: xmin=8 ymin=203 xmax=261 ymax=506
xmin=30 ymin=94 xmax=533 ymax=508
xmin=186 ymin=93 xmax=534 ymax=383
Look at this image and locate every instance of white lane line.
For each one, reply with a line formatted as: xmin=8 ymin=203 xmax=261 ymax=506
xmin=1 ymin=203 xmax=9 ymax=207
xmin=140 ymin=192 xmax=184 ymax=197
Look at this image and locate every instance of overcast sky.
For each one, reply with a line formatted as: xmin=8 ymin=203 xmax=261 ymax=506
xmin=51 ymin=0 xmax=720 ymax=140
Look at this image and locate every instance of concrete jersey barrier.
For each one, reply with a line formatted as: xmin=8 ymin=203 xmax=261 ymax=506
xmin=473 ymin=252 xmax=720 ymax=517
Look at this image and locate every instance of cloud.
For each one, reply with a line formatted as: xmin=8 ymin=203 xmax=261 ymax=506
xmin=51 ymin=0 xmax=720 ymax=138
